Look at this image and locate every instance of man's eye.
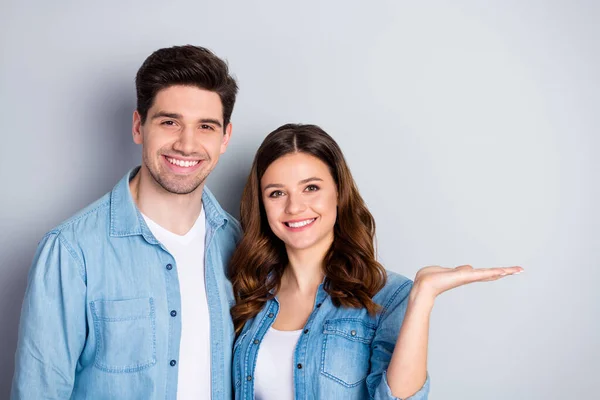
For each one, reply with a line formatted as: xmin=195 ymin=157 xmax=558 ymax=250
xmin=305 ymin=184 xmax=319 ymax=192
xmin=161 ymin=120 xmax=176 ymax=126
xmin=201 ymin=124 xmax=215 ymax=131
xmin=269 ymin=190 xmax=284 ymax=198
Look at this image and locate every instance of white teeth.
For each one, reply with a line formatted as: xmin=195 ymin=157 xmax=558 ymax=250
xmin=167 ymin=157 xmax=199 ymax=167
xmin=287 ymin=218 xmax=315 ymax=228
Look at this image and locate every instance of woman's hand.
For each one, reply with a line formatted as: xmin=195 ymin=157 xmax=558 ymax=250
xmin=412 ymin=264 xmax=523 ymax=303
xmin=386 ymin=264 xmax=523 ymax=398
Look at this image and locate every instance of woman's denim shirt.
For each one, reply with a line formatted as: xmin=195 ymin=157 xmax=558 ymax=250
xmin=233 ymin=271 xmax=430 ymax=400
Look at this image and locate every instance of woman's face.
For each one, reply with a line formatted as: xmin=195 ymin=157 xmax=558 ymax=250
xmin=260 ymin=152 xmax=338 ymax=254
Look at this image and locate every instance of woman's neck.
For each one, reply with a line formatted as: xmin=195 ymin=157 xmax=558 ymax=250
xmin=281 ymin=237 xmax=332 ymax=295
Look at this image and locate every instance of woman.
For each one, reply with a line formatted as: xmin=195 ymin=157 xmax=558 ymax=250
xmin=229 ymin=124 xmax=522 ymax=399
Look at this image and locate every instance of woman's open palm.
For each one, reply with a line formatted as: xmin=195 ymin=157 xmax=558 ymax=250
xmin=414 ymin=265 xmax=523 ymax=298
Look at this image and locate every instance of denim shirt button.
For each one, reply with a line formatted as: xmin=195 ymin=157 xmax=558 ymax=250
xmin=304 ymin=329 xmax=309 ymax=334
xmin=166 ymin=263 xmax=173 ymax=270
xmin=170 ymin=360 xmax=177 ymax=366
xmin=297 ymin=363 xmax=303 ymax=369
xmin=351 ymin=330 xmax=356 ymax=336
xmin=170 ymin=310 xmax=177 ymax=317
xmin=268 ymin=313 xmax=274 ymax=318
xmin=247 ymin=375 xmax=253 ymax=381
xmin=253 ymin=339 xmax=260 ymax=344
xmin=316 ymin=303 xmax=322 ymax=308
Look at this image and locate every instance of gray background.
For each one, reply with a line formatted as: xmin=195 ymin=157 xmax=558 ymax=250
xmin=1 ymin=0 xmax=598 ymax=398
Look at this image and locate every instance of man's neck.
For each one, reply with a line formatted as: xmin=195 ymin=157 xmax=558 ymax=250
xmin=129 ymin=167 xmax=204 ymax=236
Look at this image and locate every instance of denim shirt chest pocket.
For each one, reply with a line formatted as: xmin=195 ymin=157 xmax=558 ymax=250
xmin=320 ymin=318 xmax=376 ymax=387
xmin=90 ymin=297 xmax=157 ymax=373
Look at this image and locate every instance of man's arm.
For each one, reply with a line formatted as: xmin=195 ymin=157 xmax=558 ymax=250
xmin=11 ymin=232 xmax=87 ymax=400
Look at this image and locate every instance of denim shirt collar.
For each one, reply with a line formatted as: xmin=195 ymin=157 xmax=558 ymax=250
xmin=109 ymin=166 xmax=230 ymax=242
xmin=269 ymin=278 xmax=329 ymax=310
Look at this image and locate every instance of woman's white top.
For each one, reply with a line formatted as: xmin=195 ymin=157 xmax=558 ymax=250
xmin=254 ymin=327 xmax=303 ymax=400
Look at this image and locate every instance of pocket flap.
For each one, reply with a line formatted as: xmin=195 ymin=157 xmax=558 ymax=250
xmin=323 ymin=318 xmax=376 ymax=343
xmin=91 ymin=297 xmax=154 ymax=321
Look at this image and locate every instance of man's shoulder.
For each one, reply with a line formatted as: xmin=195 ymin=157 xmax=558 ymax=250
xmin=47 ymin=192 xmax=112 ymax=241
xmin=202 ymin=186 xmax=242 ymax=242
xmin=222 ymin=211 xmax=242 ymax=241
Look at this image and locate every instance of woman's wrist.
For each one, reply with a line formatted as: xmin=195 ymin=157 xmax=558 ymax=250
xmin=408 ymin=280 xmax=436 ymax=312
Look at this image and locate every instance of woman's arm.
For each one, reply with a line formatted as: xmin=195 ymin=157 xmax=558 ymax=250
xmin=386 ymin=265 xmax=523 ymax=399
xmin=385 ymin=282 xmax=433 ymax=398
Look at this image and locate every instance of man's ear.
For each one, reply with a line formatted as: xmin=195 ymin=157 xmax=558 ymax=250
xmin=220 ymin=122 xmax=233 ymax=154
xmin=132 ymin=110 xmax=143 ymax=145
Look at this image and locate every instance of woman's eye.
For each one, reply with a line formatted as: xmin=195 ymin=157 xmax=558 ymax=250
xmin=269 ymin=190 xmax=284 ymax=198
xmin=305 ymin=184 xmax=319 ymax=192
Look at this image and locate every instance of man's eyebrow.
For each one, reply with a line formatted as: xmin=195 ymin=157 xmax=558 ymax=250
xmin=262 ymin=177 xmax=323 ymax=192
xmin=150 ymin=113 xmax=223 ymax=128
xmin=151 ymin=111 xmax=182 ymax=120
xmin=199 ymin=118 xmax=223 ymax=128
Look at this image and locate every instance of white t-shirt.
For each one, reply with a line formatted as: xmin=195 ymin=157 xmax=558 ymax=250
xmin=142 ymin=209 xmax=210 ymax=400
xmin=254 ymin=327 xmax=302 ymax=400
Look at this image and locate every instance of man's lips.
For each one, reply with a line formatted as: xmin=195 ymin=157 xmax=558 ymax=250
xmin=162 ymin=155 xmax=205 ymax=174
xmin=164 ymin=155 xmax=201 ymax=168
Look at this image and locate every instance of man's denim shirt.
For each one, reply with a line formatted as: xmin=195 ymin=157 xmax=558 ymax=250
xmin=11 ymin=168 xmax=241 ymax=399
xmin=233 ymin=271 xmax=430 ymax=400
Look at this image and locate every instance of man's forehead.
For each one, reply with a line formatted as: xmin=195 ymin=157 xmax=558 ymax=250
xmin=151 ymin=85 xmax=223 ymax=119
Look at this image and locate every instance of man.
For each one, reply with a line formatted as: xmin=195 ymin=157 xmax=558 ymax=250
xmin=11 ymin=45 xmax=240 ymax=399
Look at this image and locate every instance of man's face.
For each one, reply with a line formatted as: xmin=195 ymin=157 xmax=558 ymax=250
xmin=132 ymin=85 xmax=232 ymax=195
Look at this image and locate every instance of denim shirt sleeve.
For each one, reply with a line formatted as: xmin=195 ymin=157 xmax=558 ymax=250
xmin=374 ymin=371 xmax=431 ymax=400
xmin=366 ymin=281 xmax=430 ymax=400
xmin=11 ymin=232 xmax=87 ymax=399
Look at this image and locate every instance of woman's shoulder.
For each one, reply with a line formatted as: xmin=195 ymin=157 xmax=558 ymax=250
xmin=372 ymin=270 xmax=414 ymax=310
xmin=384 ymin=269 xmax=413 ymax=287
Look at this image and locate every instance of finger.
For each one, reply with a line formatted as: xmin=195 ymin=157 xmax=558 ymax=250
xmin=471 ymin=267 xmax=525 ymax=281
xmin=479 ymin=274 xmax=507 ymax=282
xmin=479 ymin=269 xmax=523 ymax=282
xmin=454 ymin=265 xmax=473 ymax=271
xmin=501 ymin=266 xmax=524 ymax=275
xmin=457 ymin=268 xmax=509 ymax=283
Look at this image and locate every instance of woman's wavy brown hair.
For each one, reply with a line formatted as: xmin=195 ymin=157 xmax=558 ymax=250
xmin=229 ymin=124 xmax=387 ymax=334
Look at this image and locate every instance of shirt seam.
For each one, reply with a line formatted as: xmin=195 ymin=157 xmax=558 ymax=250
xmin=54 ymin=232 xmax=87 ymax=284
xmin=377 ymin=280 xmax=412 ymax=325
xmin=53 ymin=201 xmax=110 ymax=232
